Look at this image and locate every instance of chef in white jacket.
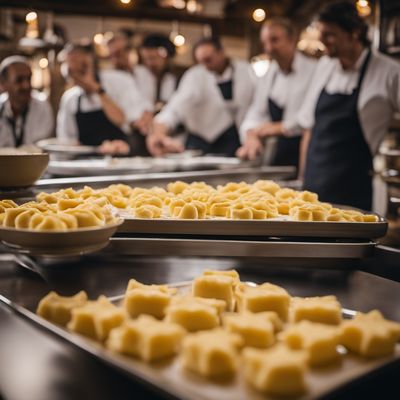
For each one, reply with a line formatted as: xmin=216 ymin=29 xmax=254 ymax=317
xmin=237 ymin=18 xmax=317 ymax=168
xmin=135 ymin=34 xmax=178 ymax=113
xmin=57 ymin=43 xmax=149 ymax=154
xmin=0 ymin=56 xmax=53 ymax=148
xmin=147 ymin=37 xmax=256 ymax=156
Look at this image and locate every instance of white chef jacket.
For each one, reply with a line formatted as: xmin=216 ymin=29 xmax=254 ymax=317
xmin=57 ymin=69 xmax=152 ymax=143
xmin=155 ymin=59 xmax=256 ymax=143
xmin=297 ymin=49 xmax=400 ymax=155
xmin=0 ymin=92 xmax=53 ymax=147
xmin=133 ymin=64 xmax=177 ymax=106
xmin=240 ymin=51 xmax=318 ymax=142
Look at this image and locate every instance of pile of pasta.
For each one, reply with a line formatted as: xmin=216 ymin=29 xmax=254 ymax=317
xmin=37 ymin=269 xmax=400 ymax=397
xmin=0 ymin=180 xmax=379 ymax=230
xmin=0 ymin=197 xmax=118 ymax=231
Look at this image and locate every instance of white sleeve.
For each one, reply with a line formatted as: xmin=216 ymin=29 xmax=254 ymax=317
xmin=155 ymin=69 xmax=203 ymax=130
xmin=56 ymin=93 xmax=79 ymax=143
xmin=38 ymin=100 xmax=54 ymax=140
xmin=239 ymin=77 xmax=271 ymax=142
xmin=116 ymin=74 xmax=153 ymax=123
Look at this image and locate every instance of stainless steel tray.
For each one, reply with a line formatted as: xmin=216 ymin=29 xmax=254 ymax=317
xmin=108 ymin=237 xmax=375 ymax=259
xmin=118 ymin=217 xmax=387 ymax=240
xmin=47 ymin=156 xmax=254 ymax=177
xmin=1 ymin=283 xmax=399 ymax=400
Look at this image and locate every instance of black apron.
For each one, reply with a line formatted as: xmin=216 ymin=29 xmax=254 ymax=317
xmin=268 ymin=70 xmax=301 ymax=167
xmin=303 ymin=50 xmax=372 ymax=210
xmin=75 ymin=93 xmax=128 ymax=146
xmin=0 ymin=102 xmax=28 ymax=147
xmin=185 ymin=78 xmax=241 ymax=157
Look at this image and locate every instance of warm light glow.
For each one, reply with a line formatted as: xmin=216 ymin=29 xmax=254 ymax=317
xmin=173 ymin=34 xmax=185 ymax=47
xmin=93 ymin=33 xmax=104 ymax=45
xmin=25 ymin=12 xmax=38 ymax=23
xmin=356 ymin=0 xmax=371 ymax=17
xmin=252 ymin=8 xmax=266 ymax=22
xmin=39 ymin=58 xmax=48 ymax=69
xmin=186 ymin=0 xmax=198 ymax=13
xmin=120 ymin=0 xmax=132 ymax=4
xmin=172 ymin=0 xmax=186 ymax=9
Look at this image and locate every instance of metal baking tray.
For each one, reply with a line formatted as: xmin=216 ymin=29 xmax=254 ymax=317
xmin=1 ymin=282 xmax=399 ymax=400
xmin=118 ymin=217 xmax=387 ymax=240
xmin=108 ymin=236 xmax=375 ymax=259
xmin=46 ymin=156 xmax=254 ymax=177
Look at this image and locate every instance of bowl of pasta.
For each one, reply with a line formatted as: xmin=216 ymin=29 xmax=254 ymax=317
xmin=0 ymin=149 xmax=49 ymax=188
xmin=0 ymin=199 xmax=122 ymax=256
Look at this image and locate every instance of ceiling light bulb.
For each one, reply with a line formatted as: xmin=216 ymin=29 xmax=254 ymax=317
xmin=94 ymin=33 xmax=104 ymax=45
xmin=26 ymin=12 xmax=38 ymax=23
xmin=39 ymin=57 xmax=48 ymax=69
xmin=252 ymin=8 xmax=266 ymax=22
xmin=120 ymin=0 xmax=132 ymax=4
xmin=173 ymin=34 xmax=185 ymax=47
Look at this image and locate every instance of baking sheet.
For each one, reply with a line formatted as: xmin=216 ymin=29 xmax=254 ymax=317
xmin=47 ymin=156 xmax=250 ymax=176
xmin=1 ymin=282 xmax=399 ymax=400
xmin=118 ymin=216 xmax=388 ymax=240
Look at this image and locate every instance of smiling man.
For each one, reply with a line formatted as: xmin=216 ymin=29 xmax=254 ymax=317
xmin=0 ymin=56 xmax=53 ymax=147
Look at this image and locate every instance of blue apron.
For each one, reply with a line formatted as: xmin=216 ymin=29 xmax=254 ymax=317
xmin=303 ymin=50 xmax=372 ymax=210
xmin=185 ymin=78 xmax=241 ymax=157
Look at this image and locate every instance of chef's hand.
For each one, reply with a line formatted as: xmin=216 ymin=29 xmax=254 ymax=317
xmin=236 ymin=131 xmax=264 ymax=161
xmin=70 ymin=59 xmax=100 ymax=94
xmin=98 ymin=140 xmax=130 ymax=155
xmin=133 ymin=111 xmax=154 ymax=135
xmin=146 ymin=134 xmax=183 ymax=157
xmin=253 ymin=121 xmax=284 ymax=137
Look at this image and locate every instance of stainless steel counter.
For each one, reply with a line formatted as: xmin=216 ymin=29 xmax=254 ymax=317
xmin=1 ymin=253 xmax=400 ymax=400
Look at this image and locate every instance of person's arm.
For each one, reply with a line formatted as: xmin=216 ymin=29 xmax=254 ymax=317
xmin=56 ymin=92 xmax=79 ymax=144
xmin=146 ymin=120 xmax=183 ymax=157
xmin=71 ymin=70 xmax=125 ymax=127
xmin=298 ymin=129 xmax=311 ymax=180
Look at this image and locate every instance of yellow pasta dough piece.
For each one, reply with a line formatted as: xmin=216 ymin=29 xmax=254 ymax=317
xmin=167 ymin=180 xmax=189 ymax=194
xmin=107 ymin=315 xmax=185 ymax=362
xmin=209 ymin=202 xmax=231 ymax=218
xmin=165 ymin=301 xmax=219 ymax=332
xmin=175 ymin=203 xmax=199 ymax=219
xmin=14 ymin=209 xmax=39 ymax=229
xmin=170 ymin=296 xmax=227 ymax=316
xmin=58 ymin=212 xmax=79 ymax=229
xmin=135 ymin=205 xmax=162 ymax=219
xmin=181 ymin=329 xmax=242 ymax=378
xmin=203 ymin=269 xmax=240 ymax=284
xmin=243 ymin=344 xmax=308 ymax=396
xmin=37 ymin=291 xmax=88 ymax=326
xmin=36 ymin=192 xmax=59 ymax=204
xmin=68 ymin=296 xmax=125 ymax=341
xmin=281 ymin=321 xmax=341 ymax=366
xmin=340 ymin=310 xmax=400 ymax=358
xmin=65 ymin=209 xmax=104 ymax=227
xmin=223 ymin=312 xmax=278 ymax=348
xmin=0 ymin=199 xmax=18 ymax=213
xmin=30 ymin=214 xmax=68 ymax=231
xmin=230 ymin=203 xmax=253 ymax=219
xmin=193 ymin=275 xmax=236 ymax=311
xmin=363 ymin=214 xmax=379 ymax=222
xmin=125 ymin=279 xmax=177 ymax=295
xmin=235 ymin=283 xmax=291 ymax=321
xmin=57 ymin=198 xmax=83 ymax=211
xmin=291 ymin=295 xmax=342 ymax=325
xmin=252 ymin=180 xmax=281 ymax=195
xmin=124 ymin=288 xmax=172 ymax=319
xmin=3 ymin=207 xmax=31 ymax=228
xmin=296 ymin=191 xmax=319 ymax=203
xmin=275 ymin=188 xmax=298 ymax=202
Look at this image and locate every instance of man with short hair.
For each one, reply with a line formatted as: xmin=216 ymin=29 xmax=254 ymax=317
xmin=147 ymin=37 xmax=256 ymax=156
xmin=300 ymin=1 xmax=400 ymax=210
xmin=237 ymin=18 xmax=317 ymax=167
xmin=0 ymin=56 xmax=53 ymax=147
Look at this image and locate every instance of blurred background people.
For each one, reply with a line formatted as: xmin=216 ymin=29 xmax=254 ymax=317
xmin=147 ymin=37 xmax=256 ymax=157
xmin=300 ymin=1 xmax=400 ymax=210
xmin=0 ymin=56 xmax=53 ymax=148
xmin=56 ymin=43 xmax=149 ymax=154
xmin=237 ymin=18 xmax=317 ymax=169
